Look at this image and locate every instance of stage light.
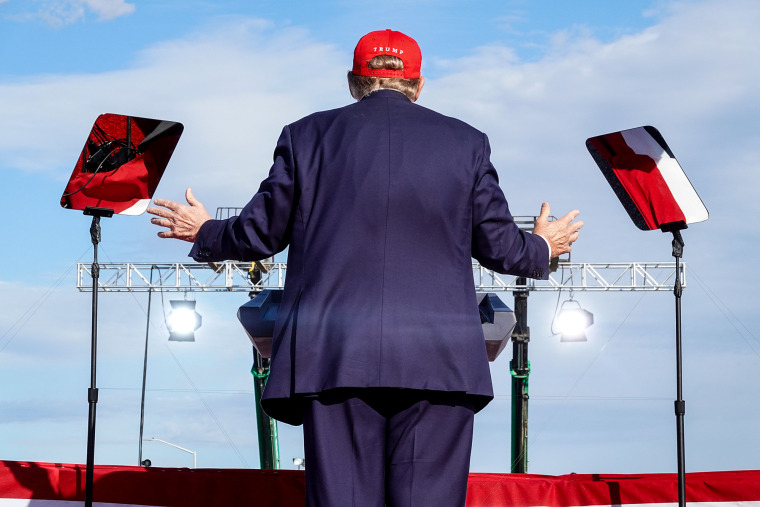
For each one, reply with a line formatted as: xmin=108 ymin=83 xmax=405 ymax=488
xmin=555 ymin=299 xmax=594 ymax=342
xmin=167 ymin=300 xmax=202 ymax=342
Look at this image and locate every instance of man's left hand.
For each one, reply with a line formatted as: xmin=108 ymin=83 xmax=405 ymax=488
xmin=532 ymin=202 xmax=583 ymax=258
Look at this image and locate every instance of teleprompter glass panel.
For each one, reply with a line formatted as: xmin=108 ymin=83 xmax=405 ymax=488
xmin=586 ymin=126 xmax=707 ymax=231
xmin=61 ymin=113 xmax=183 ymax=215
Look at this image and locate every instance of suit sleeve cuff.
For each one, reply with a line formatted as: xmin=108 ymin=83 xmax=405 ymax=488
xmin=536 ymin=234 xmax=552 ymax=261
xmin=188 ymin=219 xmax=218 ymax=261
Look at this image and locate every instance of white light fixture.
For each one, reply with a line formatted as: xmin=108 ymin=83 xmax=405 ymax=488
xmin=167 ymin=300 xmax=202 ymax=342
xmin=555 ymin=299 xmax=594 ymax=342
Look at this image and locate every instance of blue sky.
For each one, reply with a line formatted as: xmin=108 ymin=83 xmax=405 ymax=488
xmin=1 ymin=0 xmax=760 ymax=475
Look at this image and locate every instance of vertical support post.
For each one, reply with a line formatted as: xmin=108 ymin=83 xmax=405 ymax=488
xmin=510 ymin=277 xmax=530 ymax=473
xmin=252 ymin=348 xmax=279 ymax=469
xmin=672 ymin=230 xmax=686 ymax=507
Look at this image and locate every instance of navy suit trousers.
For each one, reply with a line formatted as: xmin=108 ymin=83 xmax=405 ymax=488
xmin=302 ymin=389 xmax=475 ymax=507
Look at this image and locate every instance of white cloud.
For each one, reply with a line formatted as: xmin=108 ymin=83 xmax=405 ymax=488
xmin=17 ymin=0 xmax=135 ymax=26
xmin=428 ymin=0 xmax=759 ymax=164
xmin=0 ymin=19 xmax=348 ymax=207
xmin=82 ymin=0 xmax=134 ymax=20
xmin=424 ymin=0 xmax=760 ymax=257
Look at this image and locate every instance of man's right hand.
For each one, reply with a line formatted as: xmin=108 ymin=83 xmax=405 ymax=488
xmin=532 ymin=202 xmax=583 ymax=258
xmin=147 ymin=187 xmax=212 ymax=243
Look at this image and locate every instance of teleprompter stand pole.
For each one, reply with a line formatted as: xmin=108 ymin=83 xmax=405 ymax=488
xmin=83 ymin=206 xmax=113 ymax=507
xmin=661 ymin=221 xmax=688 ymax=507
xmin=670 ymin=228 xmax=687 ymax=507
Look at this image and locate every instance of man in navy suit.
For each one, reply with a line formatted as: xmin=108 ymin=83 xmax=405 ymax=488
xmin=149 ymin=29 xmax=582 ymax=507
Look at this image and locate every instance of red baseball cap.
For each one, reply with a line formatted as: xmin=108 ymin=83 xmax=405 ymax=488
xmin=352 ymin=29 xmax=422 ymax=79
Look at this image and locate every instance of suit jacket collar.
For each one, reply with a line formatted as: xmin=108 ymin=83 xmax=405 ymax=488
xmin=360 ymin=89 xmax=412 ymax=102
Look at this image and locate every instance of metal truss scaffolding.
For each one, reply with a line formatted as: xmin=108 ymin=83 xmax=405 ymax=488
xmin=77 ymin=261 xmax=684 ymax=293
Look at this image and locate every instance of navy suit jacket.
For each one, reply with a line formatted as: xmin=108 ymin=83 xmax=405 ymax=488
xmin=190 ymin=89 xmax=549 ymax=425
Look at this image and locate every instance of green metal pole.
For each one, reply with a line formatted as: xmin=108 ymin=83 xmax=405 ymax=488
xmin=248 ymin=262 xmax=280 ymax=470
xmin=252 ymin=348 xmax=280 ymax=469
xmin=510 ymin=278 xmax=530 ymax=473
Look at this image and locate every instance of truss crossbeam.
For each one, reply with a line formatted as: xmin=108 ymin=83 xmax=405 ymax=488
xmin=77 ymin=261 xmax=683 ymax=293
xmin=474 ymin=262 xmax=684 ymax=292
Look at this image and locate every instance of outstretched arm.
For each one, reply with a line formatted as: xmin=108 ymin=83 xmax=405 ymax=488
xmin=532 ymin=202 xmax=583 ymax=258
xmin=147 ymin=187 xmax=212 ymax=243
